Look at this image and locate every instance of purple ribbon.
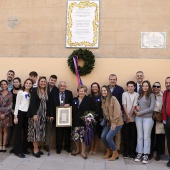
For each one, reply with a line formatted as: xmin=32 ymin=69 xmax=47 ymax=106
xmin=73 ymin=55 xmax=83 ymax=86
xmin=84 ymin=124 xmax=94 ymax=147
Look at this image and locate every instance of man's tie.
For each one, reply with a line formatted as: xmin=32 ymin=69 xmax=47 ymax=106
xmin=60 ymin=92 xmax=65 ymax=106
xmin=139 ymin=85 xmax=142 ymax=94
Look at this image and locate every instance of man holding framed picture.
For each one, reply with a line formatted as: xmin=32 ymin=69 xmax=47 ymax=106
xmin=50 ymin=81 xmax=73 ymax=154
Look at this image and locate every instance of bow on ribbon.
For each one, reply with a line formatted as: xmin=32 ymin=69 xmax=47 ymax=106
xmin=25 ymin=93 xmax=30 ymax=99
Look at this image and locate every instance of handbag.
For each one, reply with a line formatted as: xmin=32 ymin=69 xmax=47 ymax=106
xmin=100 ymin=117 xmax=107 ymax=126
xmin=152 ymin=111 xmax=162 ymax=122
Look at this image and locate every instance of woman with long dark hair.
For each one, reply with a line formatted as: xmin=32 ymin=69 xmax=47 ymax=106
xmin=88 ymin=82 xmax=103 ymax=155
xmin=134 ymin=80 xmax=155 ymax=164
xmin=13 ymin=78 xmax=33 ymax=158
xmin=27 ymin=76 xmax=48 ymax=158
xmin=0 ymin=80 xmax=12 ymax=152
xmin=7 ymin=77 xmax=22 ymax=151
xmin=101 ymin=85 xmax=123 ymax=161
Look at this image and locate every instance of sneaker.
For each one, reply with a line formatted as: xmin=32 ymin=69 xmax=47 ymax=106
xmin=142 ymin=154 xmax=149 ymax=164
xmin=129 ymin=153 xmax=135 ymax=160
xmin=123 ymin=153 xmax=128 ymax=159
xmin=135 ymin=153 xmax=143 ymax=162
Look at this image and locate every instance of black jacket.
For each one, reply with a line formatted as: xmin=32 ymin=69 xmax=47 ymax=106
xmin=50 ymin=88 xmax=73 ymax=118
xmin=27 ymin=88 xmax=49 ymax=118
xmin=108 ymin=84 xmax=124 ymax=110
xmin=72 ymin=95 xmax=95 ymax=127
xmin=88 ymin=94 xmax=103 ymax=121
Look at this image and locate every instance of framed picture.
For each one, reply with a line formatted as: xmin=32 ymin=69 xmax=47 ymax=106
xmin=56 ymin=106 xmax=72 ymax=127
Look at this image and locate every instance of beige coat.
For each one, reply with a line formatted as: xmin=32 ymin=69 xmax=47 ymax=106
xmin=102 ymin=96 xmax=124 ymax=127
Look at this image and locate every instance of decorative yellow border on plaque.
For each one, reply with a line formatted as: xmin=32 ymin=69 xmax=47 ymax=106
xmin=67 ymin=1 xmax=99 ymax=47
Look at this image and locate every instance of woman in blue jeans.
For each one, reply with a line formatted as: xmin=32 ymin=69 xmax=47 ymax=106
xmin=101 ymin=86 xmax=123 ymax=161
xmin=134 ymin=80 xmax=155 ymax=164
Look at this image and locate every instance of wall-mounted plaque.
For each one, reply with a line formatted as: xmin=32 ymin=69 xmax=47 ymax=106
xmin=141 ymin=32 xmax=166 ymax=48
xmin=66 ymin=0 xmax=99 ymax=48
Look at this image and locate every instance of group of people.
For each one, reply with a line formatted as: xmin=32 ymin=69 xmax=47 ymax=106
xmin=0 ymin=70 xmax=170 ymax=167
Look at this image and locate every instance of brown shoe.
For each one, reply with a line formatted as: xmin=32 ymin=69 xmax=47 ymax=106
xmin=109 ymin=150 xmax=119 ymax=161
xmin=103 ymin=148 xmax=112 ymax=159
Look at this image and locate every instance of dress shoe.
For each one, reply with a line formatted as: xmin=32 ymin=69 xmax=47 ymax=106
xmin=81 ymin=154 xmax=87 ymax=159
xmin=148 ymin=153 xmax=153 ymax=160
xmin=155 ymin=154 xmax=160 ymax=161
xmin=44 ymin=145 xmax=50 ymax=152
xmin=38 ymin=150 xmax=44 ymax=155
xmin=129 ymin=153 xmax=135 ymax=160
xmin=23 ymin=150 xmax=30 ymax=155
xmin=33 ymin=152 xmax=41 ymax=158
xmin=71 ymin=151 xmax=80 ymax=156
xmin=66 ymin=149 xmax=71 ymax=153
xmin=5 ymin=143 xmax=9 ymax=148
xmin=16 ymin=153 xmax=26 ymax=158
xmin=56 ymin=150 xmax=61 ymax=154
xmin=9 ymin=148 xmax=14 ymax=153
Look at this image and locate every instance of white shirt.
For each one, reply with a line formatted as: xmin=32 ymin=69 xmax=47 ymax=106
xmin=137 ymin=83 xmax=142 ymax=93
xmin=122 ymin=91 xmax=138 ymax=122
xmin=14 ymin=90 xmax=31 ymax=115
xmin=33 ymin=82 xmax=38 ymax=88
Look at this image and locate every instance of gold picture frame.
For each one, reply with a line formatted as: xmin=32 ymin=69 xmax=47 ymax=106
xmin=56 ymin=106 xmax=72 ymax=127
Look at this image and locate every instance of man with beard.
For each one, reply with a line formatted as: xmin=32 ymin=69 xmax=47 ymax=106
xmin=162 ymin=77 xmax=170 ymax=167
xmin=6 ymin=70 xmax=15 ymax=91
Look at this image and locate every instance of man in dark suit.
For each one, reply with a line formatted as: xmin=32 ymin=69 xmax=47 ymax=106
xmin=108 ymin=74 xmax=124 ymax=152
xmin=50 ymin=81 xmax=73 ymax=154
xmin=135 ymin=71 xmax=144 ymax=93
xmin=44 ymin=75 xmax=58 ymax=152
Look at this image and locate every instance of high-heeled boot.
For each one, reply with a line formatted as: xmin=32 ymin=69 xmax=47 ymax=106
xmin=109 ymin=150 xmax=119 ymax=161
xmin=103 ymin=148 xmax=112 ymax=159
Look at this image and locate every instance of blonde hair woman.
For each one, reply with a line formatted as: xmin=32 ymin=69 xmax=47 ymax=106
xmin=27 ymin=76 xmax=48 ymax=158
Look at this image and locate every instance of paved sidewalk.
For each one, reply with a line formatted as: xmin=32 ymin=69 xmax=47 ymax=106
xmin=0 ymin=149 xmax=169 ymax=170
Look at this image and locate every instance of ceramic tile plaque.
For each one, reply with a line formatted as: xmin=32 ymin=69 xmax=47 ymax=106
xmin=141 ymin=32 xmax=166 ymax=48
xmin=66 ymin=0 xmax=99 ymax=48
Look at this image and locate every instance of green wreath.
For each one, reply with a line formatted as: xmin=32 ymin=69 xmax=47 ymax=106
xmin=67 ymin=48 xmax=95 ymax=76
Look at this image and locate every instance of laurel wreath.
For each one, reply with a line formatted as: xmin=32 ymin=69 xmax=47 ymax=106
xmin=67 ymin=48 xmax=95 ymax=76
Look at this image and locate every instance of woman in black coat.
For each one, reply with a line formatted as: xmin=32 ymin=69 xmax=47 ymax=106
xmin=88 ymin=82 xmax=103 ymax=155
xmin=71 ymin=85 xmax=94 ymax=159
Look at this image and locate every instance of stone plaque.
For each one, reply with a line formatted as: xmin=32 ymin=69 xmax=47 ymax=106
xmin=141 ymin=32 xmax=166 ymax=48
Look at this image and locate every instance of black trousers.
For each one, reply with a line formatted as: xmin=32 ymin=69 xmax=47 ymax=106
xmin=164 ymin=124 xmax=170 ymax=157
xmin=122 ymin=122 xmax=137 ymax=155
xmin=151 ymin=121 xmax=165 ymax=155
xmin=56 ymin=127 xmax=71 ymax=151
xmin=14 ymin=110 xmax=28 ymax=154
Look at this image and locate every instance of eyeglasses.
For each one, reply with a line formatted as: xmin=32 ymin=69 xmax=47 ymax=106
xmin=153 ymin=85 xmax=160 ymax=88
